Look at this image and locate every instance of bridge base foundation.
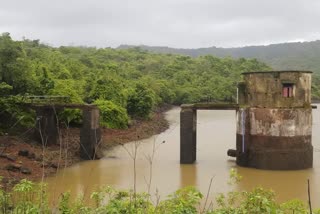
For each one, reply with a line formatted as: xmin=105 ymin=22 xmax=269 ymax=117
xmin=80 ymin=108 xmax=101 ymax=160
xmin=180 ymin=108 xmax=197 ymax=164
xmin=35 ymin=107 xmax=58 ymax=145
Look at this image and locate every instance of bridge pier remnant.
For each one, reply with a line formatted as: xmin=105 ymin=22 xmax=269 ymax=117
xmin=80 ymin=107 xmax=101 ymax=160
xmin=180 ymin=103 xmax=239 ymax=164
xmin=33 ymin=103 xmax=101 ymax=160
xmin=180 ymin=106 xmax=197 ymax=164
xmin=35 ymin=107 xmax=58 ymax=145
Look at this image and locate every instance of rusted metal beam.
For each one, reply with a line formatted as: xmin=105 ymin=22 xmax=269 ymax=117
xmin=181 ymin=103 xmax=239 ymax=110
xmin=26 ymin=103 xmax=98 ymax=110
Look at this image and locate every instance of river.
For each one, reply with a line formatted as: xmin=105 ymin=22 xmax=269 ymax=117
xmin=46 ymin=106 xmax=320 ymax=207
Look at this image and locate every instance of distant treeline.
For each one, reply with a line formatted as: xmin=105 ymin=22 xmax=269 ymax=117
xmin=119 ymin=40 xmax=320 ymax=75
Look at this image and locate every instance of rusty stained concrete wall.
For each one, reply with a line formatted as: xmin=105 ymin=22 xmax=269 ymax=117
xmin=236 ymin=108 xmax=312 ymax=137
xmin=241 ymin=71 xmax=312 ymax=108
xmin=235 ymin=71 xmax=313 ymax=170
xmin=236 ymin=107 xmax=313 ymax=170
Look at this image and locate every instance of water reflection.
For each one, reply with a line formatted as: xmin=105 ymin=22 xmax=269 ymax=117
xmin=180 ymin=164 xmax=198 ymax=188
xmin=236 ymin=167 xmax=315 ymax=203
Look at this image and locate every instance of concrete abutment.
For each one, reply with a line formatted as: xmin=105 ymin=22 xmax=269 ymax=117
xmin=34 ymin=104 xmax=101 ymax=160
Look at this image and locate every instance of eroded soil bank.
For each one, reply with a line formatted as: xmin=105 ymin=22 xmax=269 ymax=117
xmin=0 ymin=106 xmax=170 ymax=189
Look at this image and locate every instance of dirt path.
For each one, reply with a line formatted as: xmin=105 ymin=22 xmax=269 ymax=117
xmin=0 ymin=107 xmax=170 ymax=189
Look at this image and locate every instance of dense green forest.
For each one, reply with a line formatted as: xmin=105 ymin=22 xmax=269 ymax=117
xmin=0 ymin=32 xmax=306 ymax=130
xmin=120 ymin=41 xmax=320 ymax=98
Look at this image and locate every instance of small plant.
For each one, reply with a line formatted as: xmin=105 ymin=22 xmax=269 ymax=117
xmin=11 ymin=179 xmax=50 ymax=213
xmin=59 ymin=192 xmax=73 ymax=214
xmin=156 ymin=187 xmax=203 ymax=214
xmin=228 ymin=168 xmax=242 ymax=185
xmin=0 ymin=177 xmax=12 ymax=213
xmin=281 ymin=199 xmax=309 ymax=214
xmin=239 ymin=187 xmax=279 ymax=213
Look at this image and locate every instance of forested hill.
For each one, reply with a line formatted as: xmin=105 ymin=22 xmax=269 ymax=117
xmin=1 ymin=33 xmax=320 ymax=130
xmin=0 ymin=32 xmax=273 ymax=130
xmin=118 ymin=40 xmax=320 ymax=74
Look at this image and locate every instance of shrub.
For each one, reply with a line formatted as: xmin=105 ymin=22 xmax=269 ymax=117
xmin=58 ymin=108 xmax=82 ymax=126
xmin=94 ymin=99 xmax=129 ymax=129
xmin=0 ymin=96 xmax=35 ymax=130
xmin=126 ymin=83 xmax=156 ymax=119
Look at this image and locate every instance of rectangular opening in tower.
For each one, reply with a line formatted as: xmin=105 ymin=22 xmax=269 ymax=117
xmin=282 ymin=83 xmax=294 ymax=97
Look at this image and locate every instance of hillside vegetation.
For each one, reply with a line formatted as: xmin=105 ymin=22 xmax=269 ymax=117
xmin=120 ymin=41 xmax=320 ymax=98
xmin=0 ymin=32 xmax=296 ymax=130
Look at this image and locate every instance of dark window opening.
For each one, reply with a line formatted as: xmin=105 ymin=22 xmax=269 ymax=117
xmin=282 ymin=83 xmax=294 ymax=97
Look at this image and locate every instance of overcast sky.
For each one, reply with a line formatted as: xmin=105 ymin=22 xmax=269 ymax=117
xmin=1 ymin=0 xmax=320 ymax=48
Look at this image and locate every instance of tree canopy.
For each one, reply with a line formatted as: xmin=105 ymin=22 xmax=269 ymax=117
xmin=0 ymin=33 xmax=273 ymax=129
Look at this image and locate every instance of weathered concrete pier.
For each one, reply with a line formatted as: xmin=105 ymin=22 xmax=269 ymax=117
xmin=180 ymin=70 xmax=314 ymax=170
xmin=34 ymin=104 xmax=101 ymax=160
xmin=180 ymin=103 xmax=239 ymax=164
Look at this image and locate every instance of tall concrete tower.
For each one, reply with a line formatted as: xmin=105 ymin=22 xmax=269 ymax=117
xmin=234 ymin=71 xmax=313 ymax=170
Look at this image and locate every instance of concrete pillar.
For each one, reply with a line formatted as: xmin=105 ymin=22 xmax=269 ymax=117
xmin=180 ymin=107 xmax=197 ymax=164
xmin=80 ymin=108 xmax=101 ymax=160
xmin=35 ymin=107 xmax=58 ymax=145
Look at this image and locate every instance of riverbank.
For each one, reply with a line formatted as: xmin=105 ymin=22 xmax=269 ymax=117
xmin=0 ymin=106 xmax=171 ymax=188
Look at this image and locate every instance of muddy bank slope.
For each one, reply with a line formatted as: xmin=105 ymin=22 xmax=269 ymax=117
xmin=0 ymin=106 xmax=171 ymax=188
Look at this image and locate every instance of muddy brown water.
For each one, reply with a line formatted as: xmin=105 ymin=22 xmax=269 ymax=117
xmin=46 ymin=106 xmax=320 ymax=207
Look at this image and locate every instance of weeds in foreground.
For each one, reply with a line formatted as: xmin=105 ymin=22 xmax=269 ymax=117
xmin=1 ymin=170 xmax=320 ymax=214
